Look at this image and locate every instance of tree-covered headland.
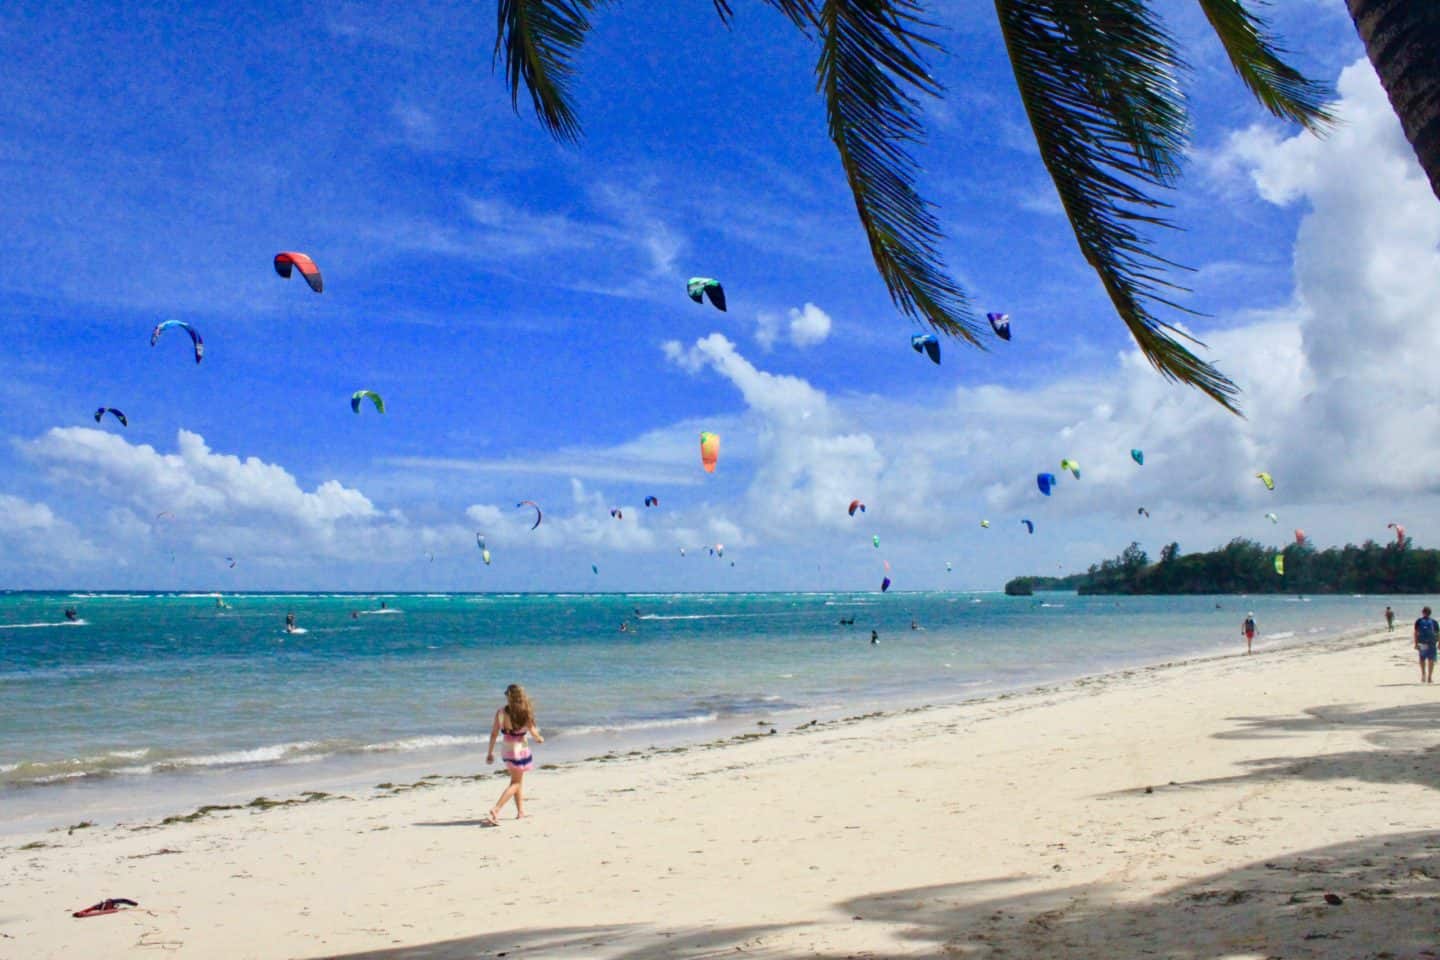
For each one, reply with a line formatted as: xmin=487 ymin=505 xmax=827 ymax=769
xmin=1007 ymin=538 xmax=1440 ymax=595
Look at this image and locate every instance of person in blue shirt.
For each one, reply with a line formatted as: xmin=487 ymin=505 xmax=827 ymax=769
xmin=1413 ymin=606 xmax=1438 ymax=684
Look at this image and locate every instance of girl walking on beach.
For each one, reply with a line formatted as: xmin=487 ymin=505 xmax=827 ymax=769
xmin=485 ymin=684 xmax=543 ymax=824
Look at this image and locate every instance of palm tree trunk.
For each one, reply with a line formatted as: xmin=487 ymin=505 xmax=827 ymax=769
xmin=1347 ymin=0 xmax=1440 ymax=202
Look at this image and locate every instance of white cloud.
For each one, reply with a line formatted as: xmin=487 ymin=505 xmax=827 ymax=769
xmin=754 ymin=302 xmax=833 ymax=350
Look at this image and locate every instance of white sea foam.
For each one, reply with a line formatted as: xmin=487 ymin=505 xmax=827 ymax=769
xmin=0 ymin=619 xmax=87 ymax=629
xmin=561 ymin=714 xmax=720 ymax=737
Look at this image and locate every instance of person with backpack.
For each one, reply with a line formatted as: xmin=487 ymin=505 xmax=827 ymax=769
xmin=1414 ymin=607 xmax=1438 ymax=684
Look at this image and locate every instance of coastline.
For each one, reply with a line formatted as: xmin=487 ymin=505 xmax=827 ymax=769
xmin=0 ymin=604 xmax=1378 ymax=836
xmin=6 ymin=620 xmax=1438 ymax=958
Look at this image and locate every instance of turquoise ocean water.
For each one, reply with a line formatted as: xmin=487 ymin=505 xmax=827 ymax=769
xmin=0 ymin=590 xmax=1403 ymax=831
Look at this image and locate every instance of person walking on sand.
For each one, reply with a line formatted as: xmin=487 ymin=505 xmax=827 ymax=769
xmin=485 ymin=684 xmax=543 ymax=824
xmin=1386 ymin=605 xmax=1395 ymax=632
xmin=1242 ymin=612 xmax=1256 ymax=655
xmin=1413 ymin=607 xmax=1438 ymax=684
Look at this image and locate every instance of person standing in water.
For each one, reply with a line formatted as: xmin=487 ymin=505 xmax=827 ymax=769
xmin=1414 ymin=606 xmax=1438 ymax=684
xmin=1385 ymin=606 xmax=1396 ymax=632
xmin=485 ymin=684 xmax=543 ymax=824
xmin=1242 ymin=612 xmax=1256 ymax=655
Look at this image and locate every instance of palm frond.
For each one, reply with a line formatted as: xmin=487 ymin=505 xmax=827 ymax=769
xmin=714 ymin=1 xmax=818 ymax=31
xmin=1196 ymin=0 xmax=1334 ymax=132
xmin=994 ymin=0 xmax=1241 ymax=413
xmin=494 ymin=0 xmax=602 ymax=143
xmin=817 ymin=0 xmax=979 ymax=344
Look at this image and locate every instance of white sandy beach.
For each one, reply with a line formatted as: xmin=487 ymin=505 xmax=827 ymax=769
xmin=4 ymin=625 xmax=1438 ymax=959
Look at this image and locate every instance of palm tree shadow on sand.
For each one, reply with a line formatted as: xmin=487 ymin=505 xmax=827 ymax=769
xmin=318 ymin=831 xmax=1440 ymax=960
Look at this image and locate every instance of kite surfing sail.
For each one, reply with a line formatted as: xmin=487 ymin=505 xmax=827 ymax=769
xmin=273 ymin=252 xmax=323 ymax=293
xmin=1137 ymin=507 xmax=1150 ymax=518
xmin=93 ymin=407 xmax=127 ymax=427
xmin=351 ymin=390 xmax=385 ymax=414
xmin=987 ymin=312 xmax=1011 ymax=341
xmin=880 ymin=576 xmax=891 ymax=593
xmin=1131 ymin=449 xmax=1144 ymax=465
xmin=1265 ymin=512 xmax=1278 ymax=523
xmin=150 ymin=320 xmax=203 ymax=364
xmin=1274 ymin=555 xmax=1285 ymax=576
xmin=1060 ymin=459 xmax=1081 ymax=479
xmin=1021 ymin=519 xmax=1034 ymax=534
xmin=699 ymin=432 xmax=720 ymax=473
xmin=476 ymin=533 xmax=491 ymax=564
xmin=1256 ymin=472 xmax=1274 ymax=491
xmin=610 ymin=508 xmax=623 ymax=519
xmin=644 ymin=496 xmax=659 ymax=507
xmin=687 ymin=278 xmax=726 ymax=311
xmin=1294 ymin=529 xmax=1307 ymax=545
xmin=872 ymin=534 xmax=880 ymax=549
xmin=1389 ymin=522 xmax=1406 ymax=544
xmin=945 ymin=561 xmax=952 ymax=572
xmin=980 ymin=520 xmax=990 ymax=528
xmin=1037 ymin=473 xmax=1056 ymax=496
xmin=910 ymin=333 xmax=940 ymax=365
xmin=225 ymin=556 xmax=237 ymax=569
xmin=848 ymin=499 xmax=866 ymax=517
xmin=517 ymin=500 xmax=542 ymax=530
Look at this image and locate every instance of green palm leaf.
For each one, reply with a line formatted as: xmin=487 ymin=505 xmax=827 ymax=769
xmin=818 ymin=0 xmax=979 ymax=344
xmin=718 ymin=0 xmax=819 ymax=29
xmin=1197 ymin=0 xmax=1334 ymax=131
xmin=995 ymin=0 xmax=1240 ymax=412
xmin=494 ymin=0 xmax=603 ymax=143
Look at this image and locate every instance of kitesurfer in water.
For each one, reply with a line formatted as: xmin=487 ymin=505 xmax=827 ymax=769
xmin=285 ymin=612 xmax=296 ymax=633
xmin=870 ymin=630 xmax=879 ymax=645
xmin=64 ymin=607 xmax=77 ymax=622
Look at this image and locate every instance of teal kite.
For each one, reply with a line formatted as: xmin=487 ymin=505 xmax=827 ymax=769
xmin=687 ymin=278 xmax=726 ymax=311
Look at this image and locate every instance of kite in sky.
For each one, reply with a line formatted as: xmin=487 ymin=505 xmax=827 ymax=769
xmin=150 ymin=320 xmax=203 ymax=364
xmin=351 ymin=390 xmax=385 ymax=414
xmin=1131 ymin=449 xmax=1144 ymax=465
xmin=1388 ymin=522 xmax=1406 ymax=544
xmin=987 ymin=312 xmax=1011 ymax=341
xmin=1137 ymin=507 xmax=1150 ymax=518
xmin=687 ymin=278 xmax=726 ymax=311
xmin=1256 ymin=472 xmax=1275 ymax=491
xmin=273 ymin=252 xmax=323 ymax=293
xmin=1060 ymin=459 xmax=1081 ymax=479
xmin=644 ymin=496 xmax=659 ymax=507
xmin=700 ymin=432 xmax=719 ymax=473
xmin=517 ymin=500 xmax=542 ymax=530
xmin=848 ymin=499 xmax=866 ymax=516
xmin=1037 ymin=473 xmax=1056 ymax=496
xmin=910 ymin=333 xmax=940 ymax=365
xmin=93 ymin=407 xmax=127 ymax=427
xmin=1021 ymin=519 xmax=1033 ymax=534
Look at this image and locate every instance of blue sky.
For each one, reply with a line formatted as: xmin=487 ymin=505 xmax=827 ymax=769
xmin=6 ymin=0 xmax=1435 ymax=592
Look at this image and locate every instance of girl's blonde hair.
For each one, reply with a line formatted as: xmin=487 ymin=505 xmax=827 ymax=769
xmin=504 ymin=684 xmax=534 ymax=730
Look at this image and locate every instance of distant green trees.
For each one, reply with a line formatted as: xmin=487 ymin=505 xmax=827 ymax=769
xmin=1005 ymin=537 xmax=1440 ymax=595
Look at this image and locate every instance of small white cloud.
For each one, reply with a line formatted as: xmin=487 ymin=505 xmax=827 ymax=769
xmin=754 ymin=303 xmax=833 ymax=350
xmin=787 ymin=302 xmax=832 ymax=347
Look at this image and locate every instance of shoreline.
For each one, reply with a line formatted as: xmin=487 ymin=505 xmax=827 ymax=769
xmin=0 ymin=613 xmax=1380 ymax=836
xmin=5 ymin=620 xmax=1436 ymax=958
